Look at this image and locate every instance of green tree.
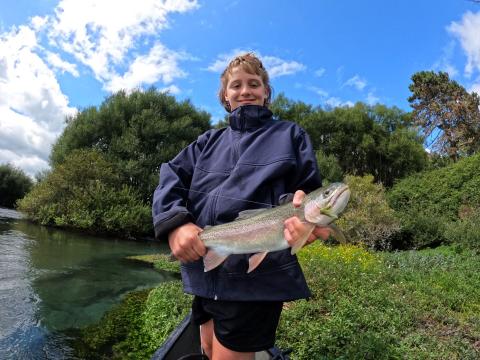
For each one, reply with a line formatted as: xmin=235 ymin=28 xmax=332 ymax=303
xmin=0 ymin=164 xmax=33 ymax=208
xmin=50 ymin=88 xmax=211 ymax=203
xmin=270 ymin=96 xmax=427 ymax=187
xmin=408 ymin=71 xmax=480 ymax=161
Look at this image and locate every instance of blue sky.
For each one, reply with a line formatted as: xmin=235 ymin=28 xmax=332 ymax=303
xmin=1 ymin=0 xmax=480 ymax=177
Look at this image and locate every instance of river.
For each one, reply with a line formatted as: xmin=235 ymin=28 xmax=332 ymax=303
xmin=0 ymin=207 xmax=172 ymax=359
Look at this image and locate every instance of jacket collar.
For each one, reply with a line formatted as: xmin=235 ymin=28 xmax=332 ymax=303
xmin=228 ymin=105 xmax=273 ymax=131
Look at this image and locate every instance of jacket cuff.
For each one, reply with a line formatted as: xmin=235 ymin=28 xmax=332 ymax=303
xmin=154 ymin=211 xmax=194 ymax=242
xmin=278 ymin=193 xmax=294 ymax=205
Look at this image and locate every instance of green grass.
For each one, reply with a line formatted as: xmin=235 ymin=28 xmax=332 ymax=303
xmin=75 ymin=245 xmax=480 ymax=359
xmin=276 ymin=244 xmax=480 ymax=359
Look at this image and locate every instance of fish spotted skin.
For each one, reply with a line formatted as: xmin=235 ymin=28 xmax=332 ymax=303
xmin=200 ymin=183 xmax=350 ymax=273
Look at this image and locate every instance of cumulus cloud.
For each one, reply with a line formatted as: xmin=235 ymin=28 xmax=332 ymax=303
xmin=43 ymin=0 xmax=198 ymax=90
xmin=0 ymin=0 xmax=199 ymax=177
xmin=106 ymin=43 xmax=188 ymax=92
xmin=0 ymin=25 xmax=76 ymax=176
xmin=344 ymin=75 xmax=367 ymax=91
xmin=207 ymin=49 xmax=306 ymax=78
xmin=448 ymin=11 xmax=480 ymax=78
xmin=45 ymin=51 xmax=79 ymax=77
xmin=325 ymin=97 xmax=354 ymax=108
xmin=261 ymin=56 xmax=306 ymax=78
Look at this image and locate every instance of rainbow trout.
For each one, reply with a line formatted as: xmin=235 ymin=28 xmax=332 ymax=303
xmin=201 ymin=182 xmax=350 ymax=273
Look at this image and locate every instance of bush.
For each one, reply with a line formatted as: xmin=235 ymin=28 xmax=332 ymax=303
xmin=388 ymin=153 xmax=480 ymax=249
xmin=74 ymin=289 xmax=150 ymax=359
xmin=0 ymin=163 xmax=33 ymax=208
xmin=444 ymin=208 xmax=480 ymax=253
xmin=17 ymin=149 xmax=152 ymax=237
xmin=74 ymin=282 xmax=191 ymax=360
xmin=113 ymin=282 xmax=192 ymax=359
xmin=336 ymin=175 xmax=401 ymax=250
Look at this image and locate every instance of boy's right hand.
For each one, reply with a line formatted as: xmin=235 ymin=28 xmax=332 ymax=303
xmin=168 ymin=222 xmax=206 ymax=263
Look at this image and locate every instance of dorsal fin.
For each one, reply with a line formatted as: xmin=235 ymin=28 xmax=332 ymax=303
xmin=234 ymin=208 xmax=269 ymax=221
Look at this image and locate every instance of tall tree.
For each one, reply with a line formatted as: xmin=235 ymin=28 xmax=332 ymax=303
xmin=50 ymin=88 xmax=211 ymax=203
xmin=408 ymin=71 xmax=480 ymax=161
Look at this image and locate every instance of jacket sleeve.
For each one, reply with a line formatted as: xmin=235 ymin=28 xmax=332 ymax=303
xmin=291 ymin=127 xmax=322 ymax=194
xmin=152 ymin=131 xmax=211 ymax=241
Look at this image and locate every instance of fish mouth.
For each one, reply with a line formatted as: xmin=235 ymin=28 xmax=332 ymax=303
xmin=331 ymin=184 xmax=350 ymax=205
xmin=313 ymin=183 xmax=350 ymax=210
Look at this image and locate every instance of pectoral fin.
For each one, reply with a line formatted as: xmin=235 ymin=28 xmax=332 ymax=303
xmin=203 ymin=250 xmax=228 ymax=272
xmin=328 ymin=223 xmax=347 ymax=244
xmin=290 ymin=224 xmax=315 ymax=255
xmin=248 ymin=252 xmax=268 ymax=273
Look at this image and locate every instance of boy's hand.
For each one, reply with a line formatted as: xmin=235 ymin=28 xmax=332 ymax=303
xmin=168 ymin=222 xmax=206 ymax=263
xmin=284 ymin=190 xmax=331 ymax=247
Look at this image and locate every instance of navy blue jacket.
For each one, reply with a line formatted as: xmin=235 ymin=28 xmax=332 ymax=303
xmin=152 ymin=105 xmax=321 ymax=301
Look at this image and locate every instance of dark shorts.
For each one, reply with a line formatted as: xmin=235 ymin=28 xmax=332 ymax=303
xmin=191 ymin=296 xmax=283 ymax=353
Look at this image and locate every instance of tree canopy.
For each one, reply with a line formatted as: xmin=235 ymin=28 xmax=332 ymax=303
xmin=270 ymin=94 xmax=428 ymax=186
xmin=0 ymin=164 xmax=33 ymax=208
xmin=51 ymin=88 xmax=212 ymax=203
xmin=408 ymin=71 xmax=480 ymax=161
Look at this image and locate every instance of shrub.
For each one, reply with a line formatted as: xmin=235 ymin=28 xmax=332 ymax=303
xmin=17 ymin=149 xmax=152 ymax=237
xmin=388 ymin=153 xmax=480 ymax=219
xmin=0 ymin=163 xmax=33 ymax=208
xmin=336 ymin=175 xmax=401 ymax=250
xmin=388 ymin=153 xmax=480 ymax=249
xmin=444 ymin=208 xmax=480 ymax=253
xmin=75 ymin=289 xmax=151 ymax=359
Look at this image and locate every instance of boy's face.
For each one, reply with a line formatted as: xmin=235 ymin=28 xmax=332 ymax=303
xmin=224 ymin=67 xmax=269 ymax=111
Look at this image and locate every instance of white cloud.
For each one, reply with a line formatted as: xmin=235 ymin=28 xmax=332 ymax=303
xmin=160 ymin=84 xmax=181 ymax=95
xmin=366 ymin=92 xmax=380 ymax=105
xmin=206 ymin=48 xmax=251 ymax=72
xmin=44 ymin=0 xmax=198 ymax=89
xmin=106 ymin=43 xmax=187 ymax=92
xmin=307 ymin=85 xmax=329 ymax=98
xmin=207 ymin=50 xmax=306 ymax=78
xmin=469 ymin=80 xmax=480 ymax=95
xmin=262 ymin=56 xmax=306 ymax=78
xmin=344 ymin=75 xmax=367 ymax=91
xmin=325 ymin=97 xmax=354 ymax=108
xmin=45 ymin=51 xmax=79 ymax=77
xmin=0 ymin=0 xmax=198 ymax=177
xmin=432 ymin=40 xmax=458 ymax=78
xmin=314 ymin=68 xmax=326 ymax=77
xmin=0 ymin=25 xmax=77 ymax=176
xmin=448 ymin=11 xmax=480 ymax=77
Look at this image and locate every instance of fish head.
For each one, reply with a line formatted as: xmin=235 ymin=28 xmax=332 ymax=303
xmin=304 ymin=183 xmax=350 ymax=225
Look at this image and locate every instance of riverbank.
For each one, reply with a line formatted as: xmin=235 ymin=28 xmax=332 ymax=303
xmin=75 ymin=244 xmax=480 ymax=359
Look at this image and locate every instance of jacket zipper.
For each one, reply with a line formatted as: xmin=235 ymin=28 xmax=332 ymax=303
xmin=212 ymin=109 xmax=246 ymax=300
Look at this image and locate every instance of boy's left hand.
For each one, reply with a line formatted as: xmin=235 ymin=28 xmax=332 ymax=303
xmin=284 ymin=190 xmax=331 ymax=247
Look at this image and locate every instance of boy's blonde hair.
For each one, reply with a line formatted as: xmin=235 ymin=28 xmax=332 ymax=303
xmin=218 ymin=52 xmax=272 ymax=112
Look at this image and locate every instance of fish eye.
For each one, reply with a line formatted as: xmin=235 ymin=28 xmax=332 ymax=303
xmin=323 ymin=190 xmax=331 ymax=197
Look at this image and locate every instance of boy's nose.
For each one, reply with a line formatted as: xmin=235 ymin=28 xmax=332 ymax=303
xmin=240 ymin=86 xmax=251 ymax=95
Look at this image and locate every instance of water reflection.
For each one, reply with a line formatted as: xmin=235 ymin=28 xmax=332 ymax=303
xmin=0 ymin=208 xmax=171 ymax=358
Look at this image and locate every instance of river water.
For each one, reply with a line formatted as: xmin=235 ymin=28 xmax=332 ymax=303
xmin=0 ymin=207 xmax=172 ymax=359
